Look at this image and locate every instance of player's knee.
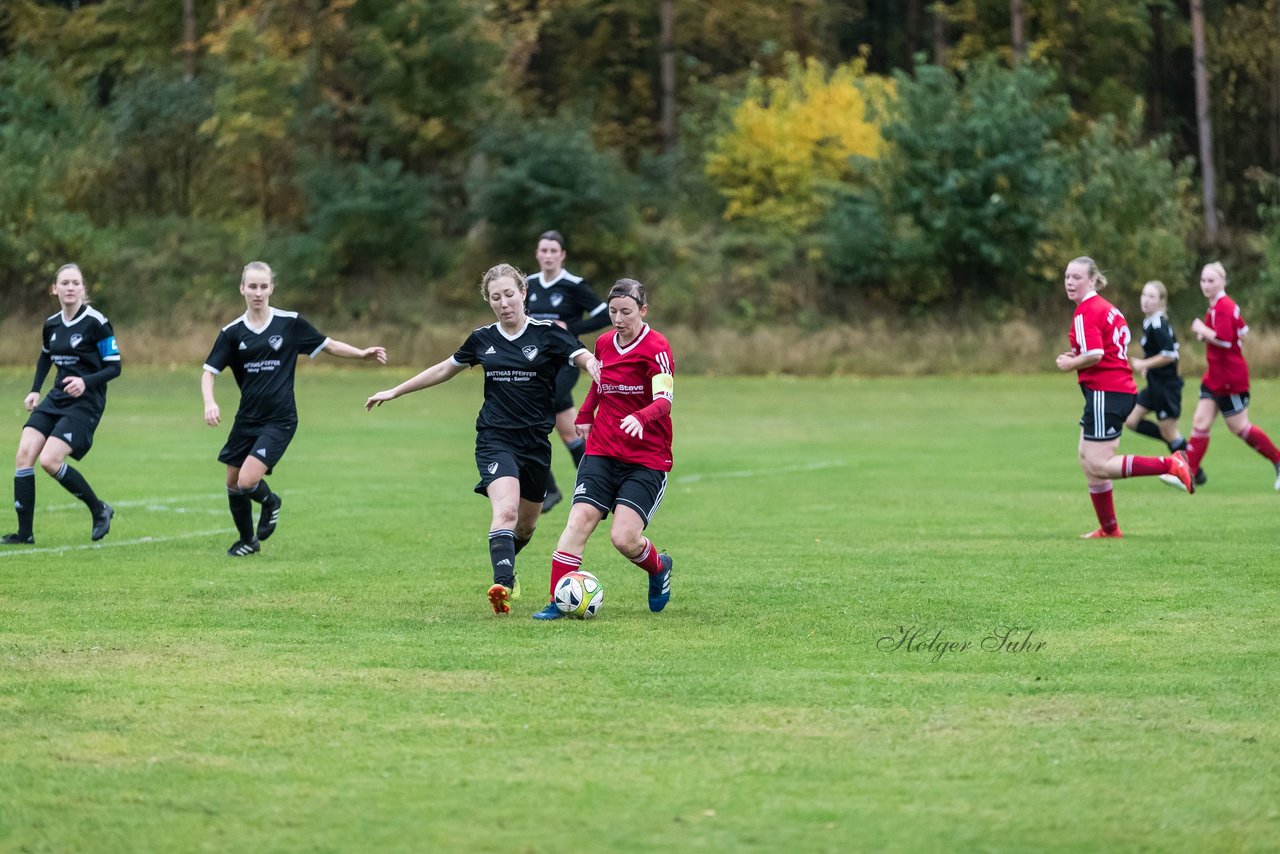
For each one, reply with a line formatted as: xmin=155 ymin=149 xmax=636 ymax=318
xmin=1230 ymin=420 xmax=1252 ymax=438
xmin=236 ymin=474 xmax=261 ymax=491
xmin=37 ymin=453 xmax=63 ymax=475
xmin=609 ymin=527 xmax=642 ymax=556
xmin=515 ymin=521 xmax=536 ymax=541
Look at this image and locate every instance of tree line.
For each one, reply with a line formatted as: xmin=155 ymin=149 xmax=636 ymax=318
xmin=3 ymin=0 xmax=1280 ymax=327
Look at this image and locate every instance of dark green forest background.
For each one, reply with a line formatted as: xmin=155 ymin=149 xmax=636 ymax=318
xmin=5 ymin=0 xmax=1280 ymax=336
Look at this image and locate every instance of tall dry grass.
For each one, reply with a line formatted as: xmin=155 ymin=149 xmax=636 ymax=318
xmin=6 ymin=313 xmax=1280 ymax=377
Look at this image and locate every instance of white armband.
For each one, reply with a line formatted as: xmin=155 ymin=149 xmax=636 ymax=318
xmin=652 ymin=373 xmax=673 ymax=398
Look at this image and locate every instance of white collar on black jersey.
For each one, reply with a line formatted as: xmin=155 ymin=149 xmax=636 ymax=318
xmin=533 ymin=269 xmax=579 ymax=288
xmin=495 ymin=318 xmax=532 ymax=341
xmin=50 ymin=304 xmax=104 ymax=327
xmin=241 ymin=307 xmax=279 ymax=335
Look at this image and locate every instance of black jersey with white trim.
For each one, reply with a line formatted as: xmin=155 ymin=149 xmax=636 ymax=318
xmin=203 ymin=308 xmax=329 ymax=422
xmin=452 ymin=319 xmax=588 ymax=433
xmin=1141 ymin=314 xmax=1179 ymax=384
xmin=526 ymin=269 xmax=609 ymax=336
xmin=38 ymin=305 xmax=121 ymax=415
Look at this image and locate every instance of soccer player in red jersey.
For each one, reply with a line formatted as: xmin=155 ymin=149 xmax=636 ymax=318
xmin=1055 ymin=257 xmax=1192 ymax=539
xmin=1185 ymin=262 xmax=1280 ymax=489
xmin=534 ymin=278 xmax=675 ymax=619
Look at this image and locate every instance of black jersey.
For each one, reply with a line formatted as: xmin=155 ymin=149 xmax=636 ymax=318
xmin=526 ymin=269 xmax=609 ymax=336
xmin=1140 ymin=313 xmax=1179 ymax=384
xmin=34 ymin=305 xmax=121 ymax=417
xmin=203 ymin=308 xmax=329 ymax=422
xmin=451 ymin=319 xmax=588 ymax=433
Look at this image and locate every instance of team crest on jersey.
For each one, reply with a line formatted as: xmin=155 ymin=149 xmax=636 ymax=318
xmin=69 ymin=334 xmax=83 ymax=348
xmin=269 ymin=335 xmax=283 ymax=351
xmin=522 ymin=345 xmax=539 ymax=361
xmin=487 ymin=462 xmax=499 ymax=475
xmin=550 ymin=293 xmax=564 ymax=308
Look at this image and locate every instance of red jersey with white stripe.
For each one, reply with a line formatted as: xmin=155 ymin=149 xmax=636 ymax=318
xmin=1201 ymin=293 xmax=1250 ymax=394
xmin=1069 ymin=292 xmax=1136 ymax=393
xmin=577 ymin=324 xmax=675 ymax=471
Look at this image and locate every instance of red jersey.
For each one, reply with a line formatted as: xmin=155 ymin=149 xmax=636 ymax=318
xmin=576 ymin=324 xmax=675 ymax=471
xmin=1069 ymin=292 xmax=1136 ymax=394
xmin=1201 ymin=292 xmax=1250 ymax=394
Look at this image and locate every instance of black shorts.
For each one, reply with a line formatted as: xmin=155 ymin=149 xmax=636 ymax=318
xmin=1136 ymin=376 xmax=1183 ymax=420
xmin=552 ymin=363 xmax=580 ymax=415
xmin=572 ymin=454 xmax=668 ymax=527
xmin=218 ymin=417 xmax=298 ymax=472
xmin=1199 ymin=383 xmax=1250 ymax=416
xmin=1079 ymin=386 xmax=1135 ymax=442
xmin=25 ymin=402 xmax=100 ymax=461
xmin=473 ymin=428 xmax=552 ymax=502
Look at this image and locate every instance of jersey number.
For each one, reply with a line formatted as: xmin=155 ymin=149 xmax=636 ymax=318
xmin=1112 ymin=326 xmax=1131 ymax=362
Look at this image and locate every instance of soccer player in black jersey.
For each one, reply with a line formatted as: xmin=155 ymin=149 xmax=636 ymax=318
xmin=4 ymin=264 xmax=120 ymax=546
xmin=525 ymin=231 xmax=610 ymax=513
xmin=365 ymin=263 xmax=601 ymax=615
xmin=202 ymin=261 xmax=387 ymax=557
xmin=1125 ymin=280 xmax=1206 ymax=488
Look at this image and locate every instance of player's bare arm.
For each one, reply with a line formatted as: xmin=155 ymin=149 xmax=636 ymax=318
xmin=365 ymin=359 xmax=465 ymax=411
xmin=326 ymin=340 xmax=388 ymax=363
xmin=200 ymin=369 xmax=221 ymax=427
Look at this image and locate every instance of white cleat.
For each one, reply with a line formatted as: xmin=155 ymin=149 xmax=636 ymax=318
xmin=1158 ymin=473 xmax=1187 ymax=492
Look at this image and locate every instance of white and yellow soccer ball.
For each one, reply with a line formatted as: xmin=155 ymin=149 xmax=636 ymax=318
xmin=554 ymin=570 xmax=605 ymax=619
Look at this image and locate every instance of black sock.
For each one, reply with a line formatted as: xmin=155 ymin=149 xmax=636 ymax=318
xmin=54 ymin=463 xmax=101 ymax=511
xmin=1132 ymin=420 xmax=1163 ymax=442
xmin=228 ymin=488 xmax=255 ymax=541
xmin=1168 ymin=437 xmax=1188 ymax=453
xmin=566 ymin=437 xmax=586 ymax=467
xmin=245 ymin=480 xmax=272 ymax=504
xmin=546 ymin=471 xmax=559 ymax=496
xmin=14 ymin=467 xmax=35 ymax=536
xmin=488 ymin=528 xmax=516 ymax=587
xmin=514 ymin=534 xmax=531 ymax=555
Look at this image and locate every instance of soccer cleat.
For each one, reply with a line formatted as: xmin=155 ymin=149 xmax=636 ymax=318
xmin=648 ymin=553 xmax=672 ymax=612
xmin=1167 ymin=451 xmax=1194 ymax=494
xmin=541 ymin=488 xmax=563 ymax=515
xmin=487 ymin=583 xmax=512 ymax=615
xmin=1080 ymin=528 xmax=1123 ymax=539
xmin=532 ymin=601 xmax=564 ymax=620
xmin=1157 ymin=473 xmax=1185 ymax=491
xmin=1195 ymin=466 xmax=1207 ymax=487
xmin=257 ymin=493 xmax=282 ymax=541
xmin=91 ymin=502 xmax=114 ymax=541
xmin=227 ymin=538 xmax=261 ymax=557
xmin=2 ymin=532 xmax=35 ymax=545
xmin=1274 ymin=462 xmax=1280 ymax=491
xmin=510 ymin=573 xmax=522 ymax=601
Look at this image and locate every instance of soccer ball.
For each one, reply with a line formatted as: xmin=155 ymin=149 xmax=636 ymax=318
xmin=554 ymin=570 xmax=605 ymax=619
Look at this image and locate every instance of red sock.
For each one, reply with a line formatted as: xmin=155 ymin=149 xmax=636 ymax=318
xmin=1239 ymin=424 xmax=1280 ymax=464
xmin=1187 ymin=429 xmax=1210 ymax=475
xmin=1088 ymin=483 xmax=1119 ymax=534
xmin=628 ymin=538 xmax=665 ymax=574
xmin=1121 ymin=455 xmax=1169 ymax=477
xmin=550 ymin=551 xmax=581 ymax=597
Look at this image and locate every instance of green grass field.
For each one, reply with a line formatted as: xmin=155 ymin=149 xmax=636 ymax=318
xmin=1 ymin=366 xmax=1277 ymax=851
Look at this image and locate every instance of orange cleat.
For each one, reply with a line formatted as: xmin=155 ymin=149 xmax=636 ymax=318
xmin=487 ymin=583 xmax=512 ymax=615
xmin=1081 ymin=528 xmax=1123 ymax=539
xmin=1167 ymin=451 xmax=1194 ymax=494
